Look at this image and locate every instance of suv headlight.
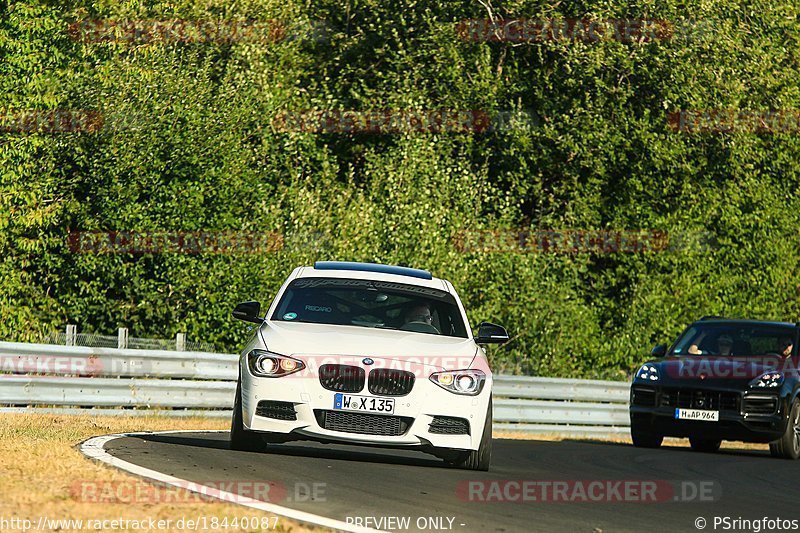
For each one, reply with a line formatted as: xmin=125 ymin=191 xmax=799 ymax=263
xmin=247 ymin=349 xmax=305 ymax=378
xmin=429 ymin=369 xmax=486 ymax=396
xmin=635 ymin=364 xmax=660 ymax=382
xmin=749 ymin=371 xmax=784 ymax=389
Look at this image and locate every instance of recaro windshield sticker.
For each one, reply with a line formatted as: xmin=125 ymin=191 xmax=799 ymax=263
xmin=305 ymin=305 xmax=332 ymax=312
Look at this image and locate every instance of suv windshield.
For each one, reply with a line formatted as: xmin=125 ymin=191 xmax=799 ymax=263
xmin=270 ymin=277 xmax=469 ymax=338
xmin=671 ymin=322 xmax=797 ymax=357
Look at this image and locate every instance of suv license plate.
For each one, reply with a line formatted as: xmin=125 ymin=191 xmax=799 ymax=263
xmin=675 ymin=408 xmax=719 ymax=421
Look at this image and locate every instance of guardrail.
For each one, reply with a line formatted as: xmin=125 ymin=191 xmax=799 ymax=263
xmin=0 ymin=341 xmax=632 ymax=437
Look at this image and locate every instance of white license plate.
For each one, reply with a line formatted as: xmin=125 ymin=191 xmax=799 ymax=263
xmin=675 ymin=408 xmax=719 ymax=421
xmin=333 ymin=393 xmax=395 ymax=414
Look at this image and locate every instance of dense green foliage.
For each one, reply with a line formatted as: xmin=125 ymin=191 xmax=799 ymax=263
xmin=2 ymin=1 xmax=800 ymax=379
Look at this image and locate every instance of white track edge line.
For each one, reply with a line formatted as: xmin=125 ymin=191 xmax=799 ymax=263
xmin=79 ymin=430 xmax=387 ymax=533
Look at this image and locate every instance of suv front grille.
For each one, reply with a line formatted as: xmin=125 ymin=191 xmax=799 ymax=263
xmin=368 ymin=368 xmax=415 ymax=396
xmin=319 ymin=364 xmax=365 ymax=393
xmin=743 ymin=395 xmax=778 ymax=415
xmin=429 ymin=416 xmax=470 ymax=435
xmin=255 ymin=400 xmax=297 ymax=421
xmin=314 ymin=409 xmax=412 ymax=436
xmin=659 ymin=388 xmax=739 ymax=412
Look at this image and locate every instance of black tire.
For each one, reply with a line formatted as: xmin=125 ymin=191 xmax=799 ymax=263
xmin=630 ymin=426 xmax=663 ymax=448
xmin=230 ymin=379 xmax=264 ymax=452
xmin=770 ymin=399 xmax=800 ymax=460
xmin=689 ymin=438 xmax=721 ymax=453
xmin=447 ymin=400 xmax=492 ymax=471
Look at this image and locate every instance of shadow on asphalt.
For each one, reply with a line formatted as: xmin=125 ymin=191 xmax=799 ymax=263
xmin=139 ymin=433 xmax=230 ymax=450
xmin=138 ymin=432 xmax=450 ymax=469
xmin=558 ymin=437 xmax=772 ymax=458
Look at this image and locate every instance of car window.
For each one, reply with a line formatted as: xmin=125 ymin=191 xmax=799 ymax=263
xmin=271 ymin=277 xmax=469 ymax=338
xmin=670 ymin=323 xmax=797 ymax=357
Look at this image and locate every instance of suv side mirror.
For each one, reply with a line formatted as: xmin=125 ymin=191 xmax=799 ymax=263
xmin=475 ymin=322 xmax=510 ymax=344
xmin=232 ymin=301 xmax=263 ymax=324
xmin=651 ymin=343 xmax=667 ymax=357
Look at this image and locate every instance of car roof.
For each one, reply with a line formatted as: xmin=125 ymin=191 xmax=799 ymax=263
xmin=295 ymin=262 xmax=449 ymax=291
xmin=693 ymin=318 xmax=797 ymax=328
xmin=314 ymin=261 xmax=432 ymax=279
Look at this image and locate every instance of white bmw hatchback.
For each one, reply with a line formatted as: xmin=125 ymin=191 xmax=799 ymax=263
xmin=229 ymin=261 xmax=508 ymax=470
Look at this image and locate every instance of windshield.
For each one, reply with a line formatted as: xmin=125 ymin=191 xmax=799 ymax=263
xmin=671 ymin=323 xmax=797 ymax=357
xmin=270 ymin=277 xmax=469 ymax=338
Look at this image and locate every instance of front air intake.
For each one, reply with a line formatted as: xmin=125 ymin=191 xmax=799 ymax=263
xmin=429 ymin=416 xmax=470 ymax=435
xmin=314 ymin=409 xmax=413 ymax=436
xmin=255 ymin=400 xmax=297 ymax=421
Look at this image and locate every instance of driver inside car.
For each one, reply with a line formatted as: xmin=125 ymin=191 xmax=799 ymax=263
xmin=401 ymin=302 xmax=440 ymax=334
xmin=688 ymin=332 xmax=734 ymax=355
xmin=715 ymin=334 xmax=734 ymax=356
xmin=776 ymin=336 xmax=794 ymax=357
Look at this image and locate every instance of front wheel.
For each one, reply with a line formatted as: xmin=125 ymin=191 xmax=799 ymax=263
xmin=447 ymin=400 xmax=492 ymax=471
xmin=230 ymin=379 xmax=264 ymax=452
xmin=770 ymin=399 xmax=800 ymax=460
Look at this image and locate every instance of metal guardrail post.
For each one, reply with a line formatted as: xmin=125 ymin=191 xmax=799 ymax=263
xmin=117 ymin=328 xmax=128 ymax=349
xmin=65 ymin=325 xmax=77 ymax=346
xmin=176 ymin=333 xmax=186 ymax=352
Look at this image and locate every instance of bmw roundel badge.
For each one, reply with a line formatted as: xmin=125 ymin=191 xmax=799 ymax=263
xmin=363 ymin=358 xmax=374 ymax=365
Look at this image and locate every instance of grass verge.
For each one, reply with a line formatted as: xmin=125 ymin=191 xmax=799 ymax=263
xmin=0 ymin=413 xmax=317 ymax=532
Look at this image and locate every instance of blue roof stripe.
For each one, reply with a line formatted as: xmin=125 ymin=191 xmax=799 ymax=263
xmin=313 ymin=261 xmax=433 ymax=280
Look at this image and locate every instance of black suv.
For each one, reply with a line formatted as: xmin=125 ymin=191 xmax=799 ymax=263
xmin=630 ymin=317 xmax=800 ymax=458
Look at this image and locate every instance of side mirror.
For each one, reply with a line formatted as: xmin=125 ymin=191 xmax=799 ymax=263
xmin=651 ymin=343 xmax=667 ymax=357
xmin=475 ymin=322 xmax=510 ymax=344
xmin=232 ymin=301 xmax=263 ymax=324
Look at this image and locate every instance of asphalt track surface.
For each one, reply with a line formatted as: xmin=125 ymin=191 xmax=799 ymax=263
xmin=104 ymin=432 xmax=800 ymax=532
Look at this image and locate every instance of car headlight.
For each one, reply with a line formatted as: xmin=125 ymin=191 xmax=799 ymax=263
xmin=749 ymin=371 xmax=784 ymax=389
xmin=429 ymin=369 xmax=486 ymax=396
xmin=635 ymin=364 xmax=660 ymax=382
xmin=247 ymin=349 xmax=305 ymax=378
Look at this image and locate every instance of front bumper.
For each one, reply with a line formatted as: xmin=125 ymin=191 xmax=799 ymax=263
xmin=240 ymin=360 xmax=492 ymax=451
xmin=629 ymin=384 xmax=789 ymax=443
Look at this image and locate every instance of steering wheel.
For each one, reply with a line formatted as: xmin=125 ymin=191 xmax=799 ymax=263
xmin=399 ymin=322 xmax=440 ymax=334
